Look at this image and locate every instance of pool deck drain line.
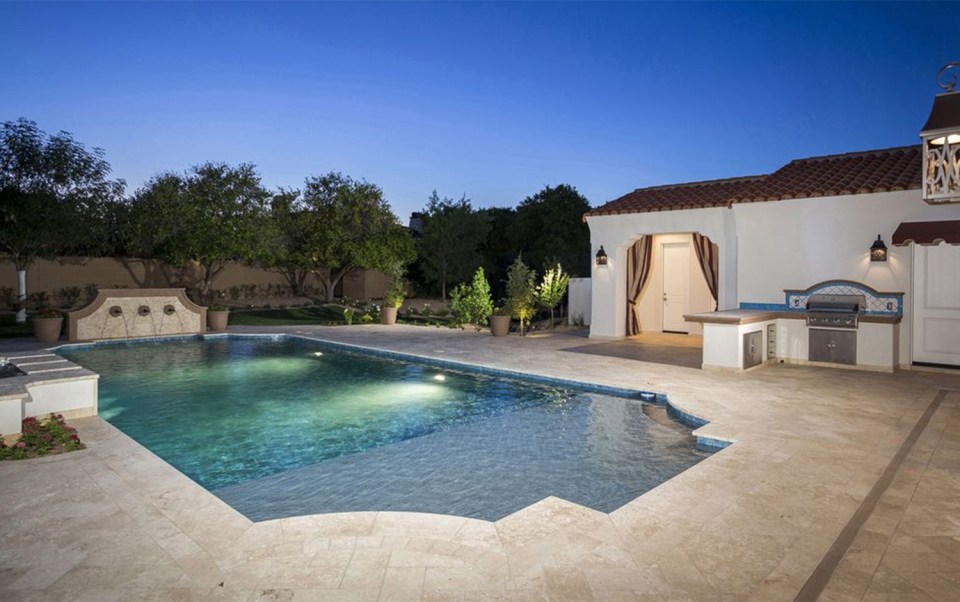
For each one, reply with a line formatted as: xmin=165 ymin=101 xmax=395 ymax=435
xmin=793 ymin=388 xmax=948 ymax=602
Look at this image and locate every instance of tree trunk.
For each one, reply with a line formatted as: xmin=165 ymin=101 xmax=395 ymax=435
xmin=550 ymin=307 xmax=555 ymax=328
xmin=317 ymin=267 xmax=350 ymax=303
xmin=16 ymin=269 xmax=26 ymax=323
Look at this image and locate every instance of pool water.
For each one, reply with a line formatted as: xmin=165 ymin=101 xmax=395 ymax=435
xmin=61 ymin=336 xmax=713 ymax=521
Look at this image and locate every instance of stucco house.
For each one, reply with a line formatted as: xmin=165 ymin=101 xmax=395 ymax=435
xmin=583 ymin=145 xmax=960 ymax=371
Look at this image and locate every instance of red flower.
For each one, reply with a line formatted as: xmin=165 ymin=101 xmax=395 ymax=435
xmin=69 ymin=434 xmax=80 ymax=441
xmin=15 ymin=442 xmax=26 ymax=449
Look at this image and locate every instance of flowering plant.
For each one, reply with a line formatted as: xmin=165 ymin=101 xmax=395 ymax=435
xmin=0 ymin=413 xmax=84 ymax=460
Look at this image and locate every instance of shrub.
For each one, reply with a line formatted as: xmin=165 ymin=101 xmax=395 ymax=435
xmin=449 ymin=267 xmax=494 ymax=332
xmin=83 ymin=283 xmax=99 ymax=304
xmin=0 ymin=286 xmax=15 ymax=311
xmin=506 ymin=256 xmax=537 ymax=336
xmin=343 ymin=307 xmax=356 ymax=325
xmin=228 ymin=286 xmax=242 ymax=301
xmin=384 ymin=263 xmax=407 ymax=309
xmin=56 ymin=286 xmax=83 ymax=308
xmin=26 ymin=291 xmax=50 ymax=310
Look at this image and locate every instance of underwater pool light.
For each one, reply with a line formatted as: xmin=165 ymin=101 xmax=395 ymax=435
xmin=314 ymin=352 xmax=323 ymax=357
xmin=433 ymin=374 xmax=446 ymax=382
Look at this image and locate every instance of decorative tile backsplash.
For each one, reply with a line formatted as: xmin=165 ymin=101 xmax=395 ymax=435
xmin=783 ymin=280 xmax=902 ymax=316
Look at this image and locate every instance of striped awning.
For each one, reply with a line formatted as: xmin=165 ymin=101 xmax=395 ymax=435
xmin=892 ymin=220 xmax=960 ymax=246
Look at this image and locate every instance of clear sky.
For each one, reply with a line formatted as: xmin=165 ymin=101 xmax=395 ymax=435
xmin=4 ymin=2 xmax=956 ymax=220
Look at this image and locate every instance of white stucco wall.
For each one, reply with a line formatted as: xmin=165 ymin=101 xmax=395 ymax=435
xmin=733 ymin=189 xmax=960 ymax=363
xmin=567 ymin=278 xmax=592 ymax=326
xmin=587 ymin=206 xmax=736 ymax=339
xmin=586 ymin=188 xmax=960 ymax=357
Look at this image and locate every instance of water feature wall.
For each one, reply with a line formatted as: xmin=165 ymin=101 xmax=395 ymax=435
xmin=68 ymin=288 xmax=207 ymax=342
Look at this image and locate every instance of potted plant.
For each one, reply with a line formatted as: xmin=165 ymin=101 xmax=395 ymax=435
xmin=382 ymin=264 xmax=407 ymax=326
xmin=207 ymin=304 xmax=230 ymax=332
xmin=32 ymin=308 xmax=64 ymax=343
xmin=489 ymin=306 xmax=511 ymax=337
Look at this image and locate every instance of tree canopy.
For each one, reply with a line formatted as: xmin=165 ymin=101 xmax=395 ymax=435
xmin=0 ymin=118 xmax=124 ymax=270
xmin=0 ymin=118 xmax=124 ymax=320
xmin=418 ymin=191 xmax=490 ymax=300
xmin=512 ymin=184 xmax=591 ymax=277
xmin=273 ymin=172 xmax=414 ymax=301
xmin=126 ymin=162 xmax=271 ymax=302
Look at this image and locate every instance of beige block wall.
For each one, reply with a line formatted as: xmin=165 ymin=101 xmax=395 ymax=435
xmin=0 ymin=257 xmax=389 ymax=304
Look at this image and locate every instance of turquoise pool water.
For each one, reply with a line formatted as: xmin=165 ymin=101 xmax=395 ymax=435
xmin=60 ymin=336 xmax=713 ymax=520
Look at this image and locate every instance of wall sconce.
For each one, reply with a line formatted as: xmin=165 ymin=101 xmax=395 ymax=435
xmin=595 ymin=245 xmax=608 ymax=266
xmin=870 ymin=235 xmax=888 ymax=262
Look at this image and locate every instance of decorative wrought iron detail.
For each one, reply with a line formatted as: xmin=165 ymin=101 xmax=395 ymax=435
xmin=937 ymin=62 xmax=960 ymax=92
xmin=924 ymin=137 xmax=960 ymax=203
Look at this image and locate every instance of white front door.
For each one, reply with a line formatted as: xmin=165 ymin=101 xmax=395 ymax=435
xmin=913 ymin=243 xmax=960 ymax=366
xmin=662 ymin=242 xmax=690 ymax=333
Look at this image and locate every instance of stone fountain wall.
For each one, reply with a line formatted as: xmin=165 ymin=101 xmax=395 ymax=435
xmin=68 ymin=289 xmax=207 ymax=342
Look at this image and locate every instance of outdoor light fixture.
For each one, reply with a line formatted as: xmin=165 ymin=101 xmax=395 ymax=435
xmin=595 ymin=245 xmax=608 ymax=266
xmin=870 ymin=235 xmax=888 ymax=262
xmin=920 ymin=62 xmax=960 ymax=204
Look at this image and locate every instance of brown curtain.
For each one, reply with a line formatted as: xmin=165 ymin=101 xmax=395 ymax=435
xmin=626 ymin=236 xmax=653 ymax=336
xmin=692 ymin=232 xmax=719 ymax=310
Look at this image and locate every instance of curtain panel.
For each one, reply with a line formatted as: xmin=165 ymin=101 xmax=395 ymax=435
xmin=626 ymin=236 xmax=653 ymax=336
xmin=692 ymin=232 xmax=719 ymax=310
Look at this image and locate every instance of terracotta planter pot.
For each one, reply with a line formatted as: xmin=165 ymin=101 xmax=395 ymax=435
xmin=489 ymin=315 xmax=511 ymax=337
xmin=382 ymin=307 xmax=398 ymax=325
xmin=207 ymin=310 xmax=229 ymax=332
xmin=33 ymin=317 xmax=64 ymax=343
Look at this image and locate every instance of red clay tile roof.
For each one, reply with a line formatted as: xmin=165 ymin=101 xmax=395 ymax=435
xmin=585 ymin=145 xmax=922 ymax=218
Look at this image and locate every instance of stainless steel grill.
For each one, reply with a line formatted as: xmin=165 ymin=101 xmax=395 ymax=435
xmin=805 ymin=294 xmax=864 ymax=330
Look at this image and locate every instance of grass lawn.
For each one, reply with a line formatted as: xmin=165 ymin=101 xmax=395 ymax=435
xmin=228 ymin=306 xmax=347 ymax=326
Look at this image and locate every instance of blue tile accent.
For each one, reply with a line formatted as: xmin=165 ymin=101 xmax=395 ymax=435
xmin=739 ymin=302 xmax=790 ymax=311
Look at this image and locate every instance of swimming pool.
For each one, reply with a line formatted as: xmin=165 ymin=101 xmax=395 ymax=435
xmin=60 ymin=336 xmax=713 ymax=521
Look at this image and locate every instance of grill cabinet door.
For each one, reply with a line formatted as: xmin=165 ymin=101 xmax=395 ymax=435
xmin=809 ymin=329 xmax=857 ymax=365
xmin=743 ymin=331 xmax=763 ymax=369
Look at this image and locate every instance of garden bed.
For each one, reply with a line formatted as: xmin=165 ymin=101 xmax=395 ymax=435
xmin=1 ymin=414 xmax=85 ymax=460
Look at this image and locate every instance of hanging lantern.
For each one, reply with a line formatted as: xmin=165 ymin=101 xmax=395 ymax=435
xmin=920 ymin=63 xmax=960 ymax=204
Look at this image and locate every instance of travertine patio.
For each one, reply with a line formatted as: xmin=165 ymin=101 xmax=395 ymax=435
xmin=1 ymin=325 xmax=958 ymax=601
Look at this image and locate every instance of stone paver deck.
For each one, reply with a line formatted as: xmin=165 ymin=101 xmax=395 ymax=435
xmin=1 ymin=325 xmax=959 ymax=600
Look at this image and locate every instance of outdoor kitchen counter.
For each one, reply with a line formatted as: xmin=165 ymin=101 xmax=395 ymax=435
xmin=685 ymin=310 xmax=902 ymax=325
xmin=685 ymin=310 xmax=902 ymax=373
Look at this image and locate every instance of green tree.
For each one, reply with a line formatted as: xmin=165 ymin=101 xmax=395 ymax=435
xmin=512 ymin=184 xmax=591 ymax=276
xmin=264 ymin=187 xmax=313 ymax=296
xmin=127 ymin=162 xmax=271 ymax=303
xmin=449 ymin=267 xmax=494 ymax=332
xmin=0 ymin=118 xmax=124 ymax=321
xmin=537 ymin=263 xmax=570 ymax=328
xmin=505 ymin=256 xmax=537 ymax=336
xmin=478 ymin=206 xmax=519 ymax=301
xmin=418 ymin=191 xmax=490 ymax=300
xmin=286 ymin=172 xmax=414 ymax=302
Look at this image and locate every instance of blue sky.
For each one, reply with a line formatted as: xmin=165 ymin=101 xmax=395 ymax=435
xmin=3 ymin=2 xmax=956 ymax=220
